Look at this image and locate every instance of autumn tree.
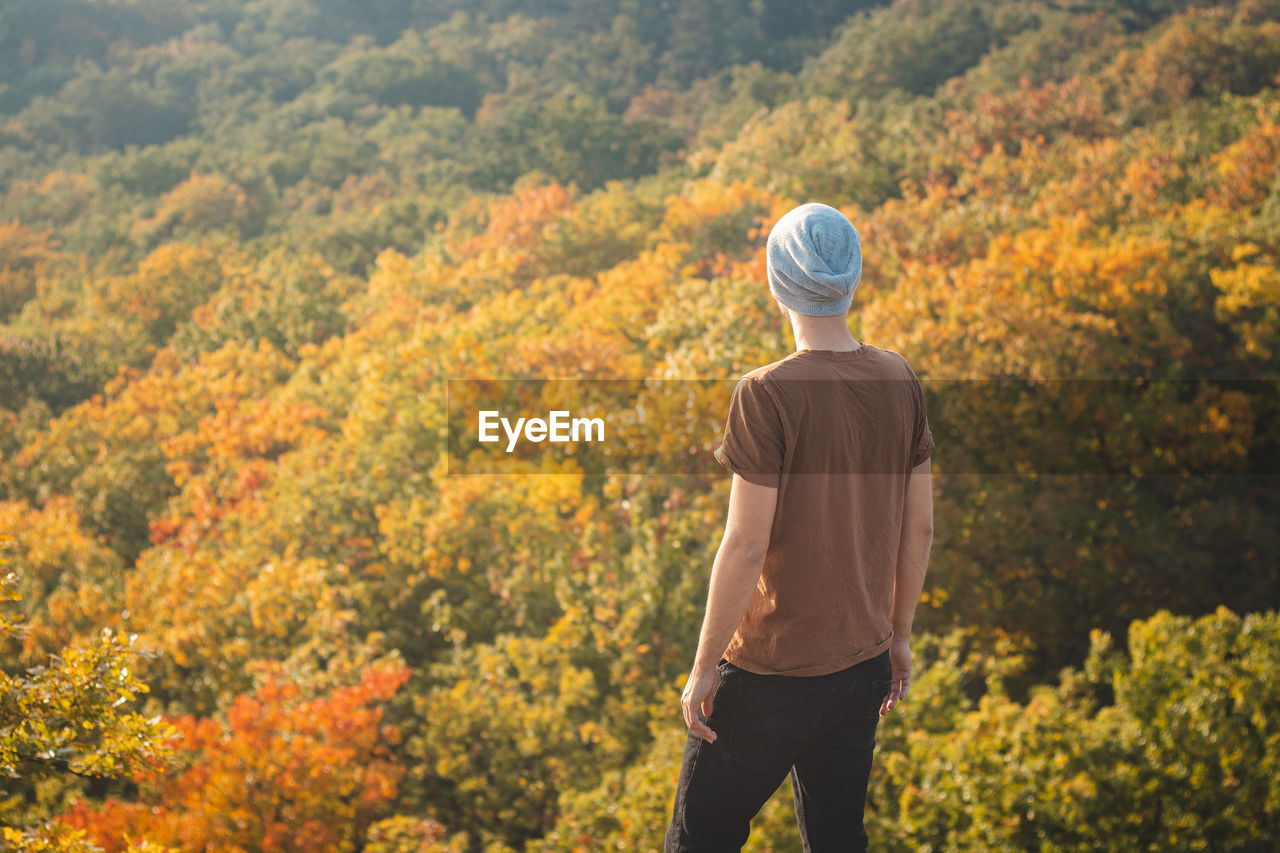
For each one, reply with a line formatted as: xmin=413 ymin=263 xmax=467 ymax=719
xmin=0 ymin=536 xmax=177 ymax=849
xmin=59 ymin=661 xmax=413 ymax=853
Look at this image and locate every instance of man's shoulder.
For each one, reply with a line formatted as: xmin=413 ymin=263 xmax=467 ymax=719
xmin=739 ymin=357 xmax=793 ymax=383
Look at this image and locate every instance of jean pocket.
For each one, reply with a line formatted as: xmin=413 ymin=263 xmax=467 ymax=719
xmin=724 ymin=677 xmax=831 ymax=776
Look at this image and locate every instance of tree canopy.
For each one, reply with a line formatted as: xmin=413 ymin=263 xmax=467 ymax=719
xmin=1 ymin=0 xmax=1278 ymax=849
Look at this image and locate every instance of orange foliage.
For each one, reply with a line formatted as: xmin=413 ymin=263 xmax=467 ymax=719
xmin=454 ymin=180 xmax=579 ymax=287
xmin=60 ymin=662 xmax=411 ymax=853
xmin=98 ymin=243 xmax=224 ymax=332
xmin=944 ymin=76 xmax=1114 ymax=165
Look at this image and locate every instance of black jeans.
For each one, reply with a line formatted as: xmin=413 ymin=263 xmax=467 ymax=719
xmin=665 ymin=650 xmax=892 ymax=852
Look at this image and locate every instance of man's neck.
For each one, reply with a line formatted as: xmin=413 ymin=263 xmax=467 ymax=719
xmin=788 ymin=314 xmax=861 ymax=352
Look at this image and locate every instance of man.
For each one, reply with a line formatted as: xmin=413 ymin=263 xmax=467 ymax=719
xmin=665 ymin=202 xmax=935 ymax=852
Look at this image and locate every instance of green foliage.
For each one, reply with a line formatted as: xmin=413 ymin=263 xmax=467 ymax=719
xmin=470 ymin=85 xmax=684 ymax=191
xmin=804 ymin=0 xmax=1047 ymax=101
xmin=868 ymin=610 xmax=1280 ymax=852
xmin=0 ymin=625 xmax=174 ymax=785
xmin=545 ymin=614 xmax=1280 ymax=850
xmin=0 ymin=538 xmax=177 ymax=842
xmin=169 ymin=248 xmax=358 ymax=360
xmin=20 ymin=65 xmax=193 ymax=153
xmin=533 ymin=724 xmax=686 ymax=851
xmin=321 ymin=30 xmax=486 ymax=116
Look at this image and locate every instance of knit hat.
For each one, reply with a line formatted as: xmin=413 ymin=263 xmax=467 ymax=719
xmin=766 ymin=202 xmax=862 ymax=317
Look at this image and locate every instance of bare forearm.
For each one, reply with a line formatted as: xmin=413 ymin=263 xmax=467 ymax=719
xmin=680 ymin=475 xmax=776 ymax=741
xmin=692 ymin=539 xmax=766 ymax=671
xmin=891 ymin=526 xmax=932 ymax=639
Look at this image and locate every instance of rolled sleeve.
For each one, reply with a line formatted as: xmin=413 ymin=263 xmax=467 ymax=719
xmin=906 ymin=362 xmax=935 ymax=468
xmin=714 ymin=376 xmax=784 ymax=487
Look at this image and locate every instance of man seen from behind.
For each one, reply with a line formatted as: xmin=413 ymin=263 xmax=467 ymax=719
xmin=665 ymin=202 xmax=935 ymax=852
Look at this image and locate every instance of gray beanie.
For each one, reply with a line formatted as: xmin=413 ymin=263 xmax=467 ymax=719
xmin=766 ymin=202 xmax=862 ymax=317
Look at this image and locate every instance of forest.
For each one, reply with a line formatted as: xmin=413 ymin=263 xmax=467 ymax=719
xmin=1 ymin=0 xmax=1278 ymax=849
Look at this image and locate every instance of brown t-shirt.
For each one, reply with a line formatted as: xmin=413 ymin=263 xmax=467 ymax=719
xmin=713 ymin=343 xmax=934 ymax=676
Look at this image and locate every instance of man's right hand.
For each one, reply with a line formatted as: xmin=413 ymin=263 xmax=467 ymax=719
xmin=880 ymin=636 xmax=911 ymax=716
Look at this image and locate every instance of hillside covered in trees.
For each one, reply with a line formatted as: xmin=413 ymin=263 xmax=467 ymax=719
xmin=2 ymin=0 xmax=1279 ymax=849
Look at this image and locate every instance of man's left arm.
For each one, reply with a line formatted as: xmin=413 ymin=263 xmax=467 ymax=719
xmin=680 ymin=473 xmax=778 ymax=742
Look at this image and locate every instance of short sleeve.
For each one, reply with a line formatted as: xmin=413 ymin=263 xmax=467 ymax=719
xmin=906 ymin=362 xmax=935 ymax=469
xmin=714 ymin=375 xmax=784 ymax=488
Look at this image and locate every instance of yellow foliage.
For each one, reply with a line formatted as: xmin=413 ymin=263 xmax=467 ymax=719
xmin=1212 ymin=259 xmax=1280 ymax=359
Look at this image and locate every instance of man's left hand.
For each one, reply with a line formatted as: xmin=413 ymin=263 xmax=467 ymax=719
xmin=681 ymin=665 xmax=719 ymax=743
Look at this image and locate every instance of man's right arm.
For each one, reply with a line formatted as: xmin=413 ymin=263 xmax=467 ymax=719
xmin=882 ymin=456 xmax=933 ymax=715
